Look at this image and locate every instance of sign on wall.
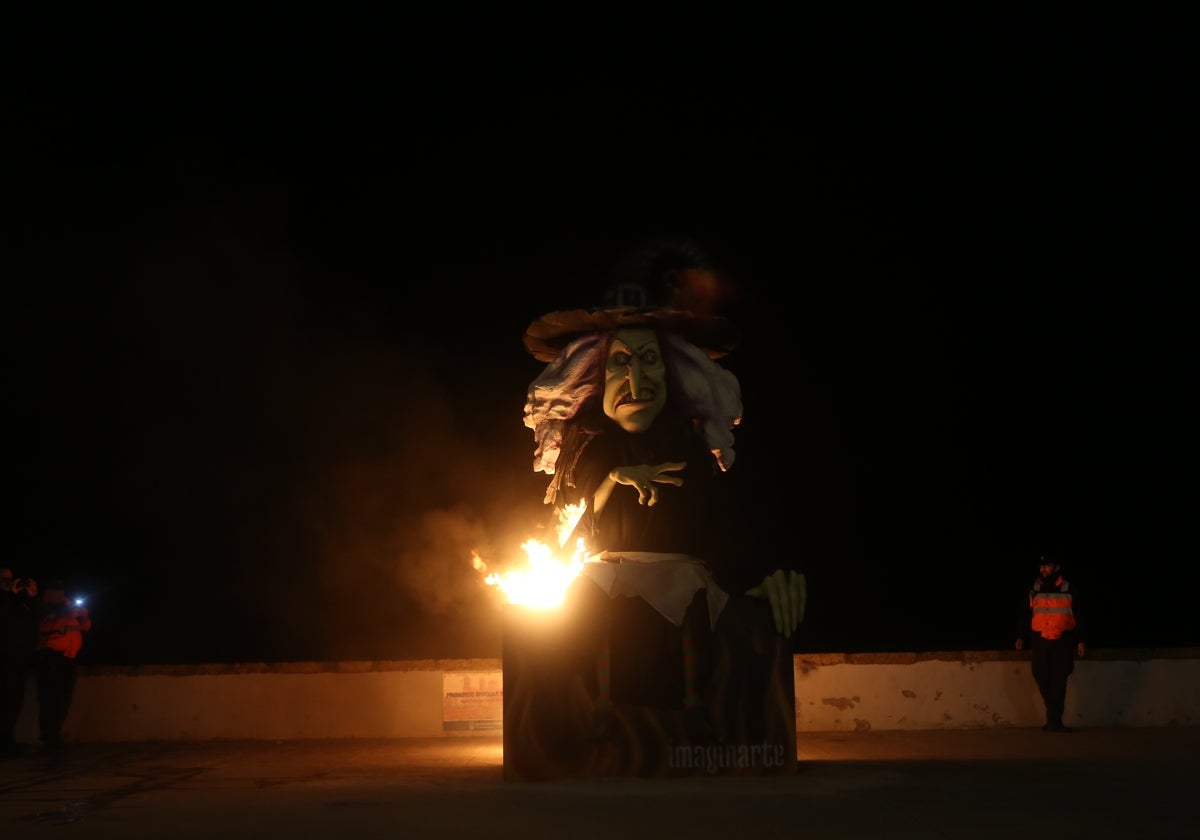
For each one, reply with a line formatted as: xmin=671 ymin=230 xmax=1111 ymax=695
xmin=442 ymin=671 xmax=503 ymax=731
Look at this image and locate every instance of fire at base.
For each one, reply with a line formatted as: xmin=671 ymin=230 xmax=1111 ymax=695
xmin=471 ymin=502 xmax=589 ymax=609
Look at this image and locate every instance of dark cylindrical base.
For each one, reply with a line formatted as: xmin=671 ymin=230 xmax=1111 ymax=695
xmin=502 ymin=586 xmax=796 ymax=781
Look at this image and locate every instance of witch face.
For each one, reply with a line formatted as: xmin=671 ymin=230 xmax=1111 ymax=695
xmin=603 ymin=328 xmax=667 ymax=433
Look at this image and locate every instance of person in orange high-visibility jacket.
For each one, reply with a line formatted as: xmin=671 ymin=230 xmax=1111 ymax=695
xmin=35 ymin=580 xmax=91 ymax=748
xmin=1015 ymin=555 xmax=1086 ymax=732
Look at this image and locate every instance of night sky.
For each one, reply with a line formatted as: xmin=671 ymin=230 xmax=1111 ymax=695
xmin=11 ymin=18 xmax=1193 ymax=665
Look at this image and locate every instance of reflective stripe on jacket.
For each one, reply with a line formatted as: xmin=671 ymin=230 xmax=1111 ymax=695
xmin=1029 ymin=577 xmax=1076 ymax=640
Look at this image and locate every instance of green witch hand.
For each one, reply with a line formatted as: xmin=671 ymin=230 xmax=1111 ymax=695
xmin=747 ymin=569 xmax=807 ymax=638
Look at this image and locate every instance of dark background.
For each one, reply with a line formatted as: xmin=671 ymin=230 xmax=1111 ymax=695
xmin=11 ymin=13 xmax=1193 ymax=664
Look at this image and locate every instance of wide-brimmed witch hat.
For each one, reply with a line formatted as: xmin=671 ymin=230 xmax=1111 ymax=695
xmin=522 ymin=235 xmax=742 ymax=363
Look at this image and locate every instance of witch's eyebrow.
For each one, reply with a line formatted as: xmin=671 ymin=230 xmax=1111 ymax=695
xmin=619 ymin=337 xmax=658 ymax=354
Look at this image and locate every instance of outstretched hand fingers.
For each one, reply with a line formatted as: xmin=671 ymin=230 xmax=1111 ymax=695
xmin=748 ymin=570 xmax=808 ymax=637
xmin=645 ymin=461 xmax=687 ymax=506
xmin=651 ymin=461 xmax=687 ymax=486
xmin=614 ymin=462 xmax=688 ymax=506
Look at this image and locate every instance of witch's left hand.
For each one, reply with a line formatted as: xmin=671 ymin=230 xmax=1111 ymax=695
xmin=747 ymin=569 xmax=807 ymax=638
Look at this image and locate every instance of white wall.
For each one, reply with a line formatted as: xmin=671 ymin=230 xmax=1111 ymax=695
xmin=793 ymin=652 xmax=1200 ymax=731
xmin=14 ymin=650 xmax=1199 ymax=743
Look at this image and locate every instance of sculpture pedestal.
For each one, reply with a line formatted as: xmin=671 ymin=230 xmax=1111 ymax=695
xmin=502 ymin=589 xmax=796 ymax=781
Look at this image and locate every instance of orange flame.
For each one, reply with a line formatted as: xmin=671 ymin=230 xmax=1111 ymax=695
xmin=473 ymin=502 xmax=588 ymax=609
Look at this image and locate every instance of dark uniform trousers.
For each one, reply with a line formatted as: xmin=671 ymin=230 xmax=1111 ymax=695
xmin=35 ymin=649 xmax=77 ymax=746
xmin=1030 ymin=634 xmax=1076 ymax=726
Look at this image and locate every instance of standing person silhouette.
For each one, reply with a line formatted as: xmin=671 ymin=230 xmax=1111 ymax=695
xmin=1016 ymin=554 xmax=1086 ymax=732
xmin=35 ymin=580 xmax=92 ymax=748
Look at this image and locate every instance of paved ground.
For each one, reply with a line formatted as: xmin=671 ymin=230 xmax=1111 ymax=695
xmin=3 ymin=727 xmax=1199 ymax=839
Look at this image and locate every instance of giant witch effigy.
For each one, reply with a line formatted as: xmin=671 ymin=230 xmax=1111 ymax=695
xmin=503 ymin=236 xmax=807 ymax=779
